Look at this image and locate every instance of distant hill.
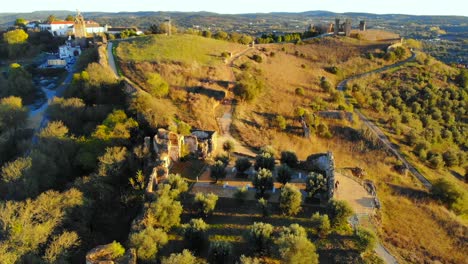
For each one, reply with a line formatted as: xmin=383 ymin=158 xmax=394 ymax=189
xmin=1 ymin=10 xmax=466 ymax=28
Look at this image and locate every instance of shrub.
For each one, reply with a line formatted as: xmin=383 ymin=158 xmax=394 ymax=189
xmin=320 ymin=77 xmax=332 ymax=92
xmin=184 ymin=218 xmax=208 ymax=253
xmin=279 ymin=183 xmax=302 ymax=216
xmin=145 ymin=72 xmax=169 ymax=98
xmin=208 ymin=241 xmax=233 ymax=264
xmin=258 ymin=198 xmax=270 ymax=217
xmin=431 ymin=178 xmax=464 ymax=209
xmin=252 ymin=169 xmax=274 ymax=198
xmin=254 ymin=152 xmax=275 ymax=171
xmin=280 ymin=151 xmax=298 ymax=168
xmin=442 ymin=149 xmax=459 ymax=167
xmin=305 ymin=172 xmax=327 ymax=198
xmin=251 ymin=54 xmax=263 ymax=63
xmin=277 ymin=234 xmax=319 ymax=264
xmin=129 ymin=228 xmax=168 ymax=261
xmin=148 ymin=195 xmax=183 ymax=230
xmin=274 ymin=115 xmax=287 ymax=130
xmin=194 ymin=192 xmax=218 ymax=217
xmin=234 ymin=187 xmax=249 ymax=204
xmin=310 ymin=212 xmax=331 ymax=237
xmin=235 ymin=157 xmax=252 ymax=177
xmin=295 ymin=87 xmax=305 ymax=96
xmin=247 ymin=222 xmax=273 ymax=255
xmin=328 ymin=199 xmax=354 ymax=227
xmin=162 ymin=250 xmax=197 ymax=264
xmin=428 ymin=153 xmax=444 ymax=169
xmin=354 ymin=227 xmax=377 ymax=253
xmin=210 ymin=160 xmax=227 ymax=183
xmin=277 ymin=164 xmax=293 ymax=186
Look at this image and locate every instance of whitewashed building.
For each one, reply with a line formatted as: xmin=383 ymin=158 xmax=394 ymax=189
xmin=39 ymin=21 xmax=75 ymax=36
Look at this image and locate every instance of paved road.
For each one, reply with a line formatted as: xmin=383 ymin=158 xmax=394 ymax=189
xmin=29 ymin=64 xmax=76 ymax=146
xmin=107 ymin=42 xmax=119 ymax=78
xmin=337 ymin=51 xmax=432 ymax=189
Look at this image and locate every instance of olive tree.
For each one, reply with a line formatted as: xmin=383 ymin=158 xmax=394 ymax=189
xmin=279 ymin=183 xmax=302 ymax=216
xmin=252 ymin=168 xmax=274 ymax=198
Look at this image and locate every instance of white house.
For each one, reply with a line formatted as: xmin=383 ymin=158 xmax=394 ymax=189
xmin=85 ymin=21 xmax=107 ymax=34
xmin=39 ymin=21 xmax=75 ymax=36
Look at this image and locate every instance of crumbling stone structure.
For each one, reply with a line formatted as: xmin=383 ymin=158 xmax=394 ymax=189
xmin=359 ymin=20 xmax=367 ymax=31
xmin=334 ymin=18 xmax=352 ymax=37
xmin=145 ymin=128 xmax=217 ymax=192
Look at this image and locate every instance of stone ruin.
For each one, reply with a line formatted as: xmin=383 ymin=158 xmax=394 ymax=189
xmin=300 ymin=151 xmax=336 ymax=200
xmin=145 ymin=128 xmax=217 ymax=193
xmin=334 ymin=18 xmax=352 ymax=37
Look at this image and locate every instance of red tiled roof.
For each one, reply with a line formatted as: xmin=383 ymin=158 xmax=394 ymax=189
xmin=50 ymin=21 xmax=75 ymax=25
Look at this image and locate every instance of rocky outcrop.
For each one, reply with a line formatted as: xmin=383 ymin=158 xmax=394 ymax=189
xmin=86 ymin=244 xmax=136 ymax=264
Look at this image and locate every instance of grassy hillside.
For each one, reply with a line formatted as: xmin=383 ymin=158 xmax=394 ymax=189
xmin=116 ymin=34 xmax=246 ymax=66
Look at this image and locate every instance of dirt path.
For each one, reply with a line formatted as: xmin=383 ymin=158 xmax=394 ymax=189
xmin=216 ymin=47 xmax=257 ymax=157
xmin=337 ymin=51 xmax=431 ymax=189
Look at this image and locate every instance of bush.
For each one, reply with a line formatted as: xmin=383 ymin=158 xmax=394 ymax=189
xmin=442 ymin=149 xmax=459 ymax=167
xmin=279 ymin=184 xmax=302 ymax=216
xmin=184 ymin=218 xmax=208 ymax=253
xmin=234 ymin=187 xmax=249 ymax=204
xmin=210 ymin=160 xmax=227 ymax=183
xmin=354 ymin=227 xmax=377 ymax=253
xmin=254 ymin=152 xmax=275 ymax=171
xmin=129 ymin=228 xmax=168 ymax=261
xmin=162 ymin=250 xmax=197 ymax=264
xmin=251 ymin=54 xmax=263 ymax=63
xmin=431 ymin=178 xmax=464 ymax=209
xmin=252 ymin=169 xmax=274 ymax=198
xmin=310 ymin=212 xmax=331 ymax=237
xmin=277 ymin=234 xmax=319 ymax=264
xmin=328 ymin=199 xmax=354 ymax=227
xmin=428 ymin=153 xmax=444 ymax=169
xmin=194 ymin=192 xmax=218 ymax=217
xmin=295 ymin=87 xmax=305 ymax=96
xmin=208 ymin=241 xmax=233 ymax=264
xmin=277 ymin=164 xmax=293 ymax=186
xmin=235 ymin=157 xmax=252 ymax=177
xmin=280 ymin=151 xmax=298 ymax=168
xmin=247 ymin=222 xmax=273 ymax=255
xmin=305 ymin=172 xmax=327 ymax=198
xmin=148 ymin=195 xmax=183 ymax=230
xmin=274 ymin=115 xmax=287 ymax=130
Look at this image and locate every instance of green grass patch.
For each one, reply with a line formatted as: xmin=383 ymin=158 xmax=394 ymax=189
xmin=116 ymin=34 xmax=245 ymax=66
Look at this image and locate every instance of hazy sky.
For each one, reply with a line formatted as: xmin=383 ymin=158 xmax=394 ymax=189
xmin=3 ymin=0 xmax=467 ymax=16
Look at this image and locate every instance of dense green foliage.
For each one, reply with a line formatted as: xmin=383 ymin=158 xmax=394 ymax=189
xmin=194 ymin=192 xmax=218 ymax=217
xmin=279 ymin=183 xmax=302 ymax=216
xmin=252 ymin=168 xmax=274 ymax=198
xmin=183 ymin=218 xmax=208 ymax=253
xmin=162 ymin=250 xmax=197 ymax=264
xmin=129 ymin=227 xmax=168 ymax=261
xmin=277 ymin=164 xmax=293 ymax=185
xmin=327 ymin=199 xmax=354 ymax=227
xmin=305 ymin=172 xmax=327 ymax=198
xmin=247 ymin=222 xmax=273 ymax=255
xmin=210 ymin=160 xmax=227 ymax=183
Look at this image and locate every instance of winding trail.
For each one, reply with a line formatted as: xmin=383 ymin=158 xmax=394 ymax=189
xmin=216 ymin=47 xmax=257 ymax=157
xmin=337 ymin=51 xmax=432 ymax=189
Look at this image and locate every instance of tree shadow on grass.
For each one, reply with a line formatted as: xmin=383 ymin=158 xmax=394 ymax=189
xmin=387 ymin=183 xmax=430 ymax=201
